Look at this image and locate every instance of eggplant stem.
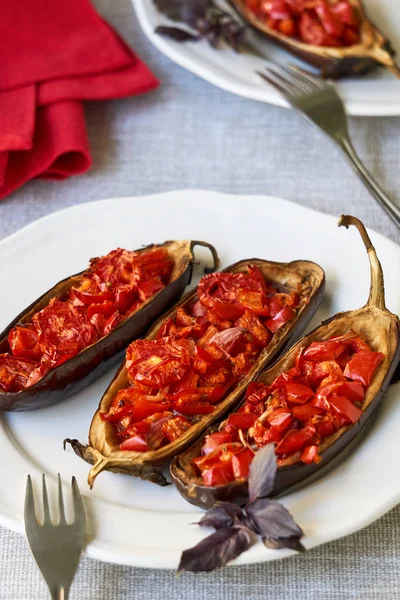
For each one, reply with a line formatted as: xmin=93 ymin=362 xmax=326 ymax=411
xmin=387 ymin=63 xmax=400 ymax=80
xmin=338 ymin=215 xmax=386 ymax=310
xmin=190 ymin=241 xmax=220 ymax=274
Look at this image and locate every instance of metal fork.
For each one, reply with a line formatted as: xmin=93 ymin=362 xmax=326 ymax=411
xmin=258 ymin=64 xmax=400 ymax=229
xmin=24 ymin=474 xmax=86 ymax=600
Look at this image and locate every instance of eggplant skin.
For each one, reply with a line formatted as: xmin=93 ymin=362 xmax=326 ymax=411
xmin=171 ymin=309 xmax=400 ymax=510
xmin=0 ymin=240 xmax=218 ymax=412
xmin=66 ymin=258 xmax=325 ymax=488
xmin=230 ymin=0 xmax=397 ymax=79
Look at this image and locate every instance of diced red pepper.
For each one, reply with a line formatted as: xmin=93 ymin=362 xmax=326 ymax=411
xmin=284 ymin=381 xmax=314 ymax=404
xmin=202 ymin=432 xmax=235 ymax=455
xmin=130 ymin=398 xmax=170 ymax=422
xmin=301 ymin=445 xmax=321 ymax=464
xmin=303 ymin=340 xmax=346 ymax=361
xmin=313 ymin=360 xmax=344 ymax=383
xmin=173 ymin=399 xmax=215 ymax=415
xmin=232 ymin=448 xmax=254 ymax=479
xmin=212 ymin=300 xmax=245 ymax=321
xmin=342 ymin=26 xmax=359 ymax=46
xmin=292 ymin=403 xmax=323 ymax=421
xmin=329 ymin=395 xmax=362 ymax=424
xmin=343 ymin=351 xmax=384 ymax=386
xmin=337 ymin=381 xmax=364 ymax=403
xmin=279 ymin=18 xmax=296 ymax=36
xmin=315 ymin=416 xmax=336 ymax=438
xmin=202 ymin=463 xmax=235 ymax=486
xmin=267 ymin=408 xmax=293 ymax=432
xmin=315 ymin=1 xmax=344 ymax=38
xmin=236 ymin=290 xmax=269 ymax=316
xmin=227 ymin=412 xmax=259 ymax=429
xmin=331 ymin=1 xmax=358 ymax=26
xmin=265 ymin=306 xmax=296 ymax=334
xmin=275 ymin=424 xmax=316 ymax=455
xmin=162 ymin=416 xmax=191 ymax=442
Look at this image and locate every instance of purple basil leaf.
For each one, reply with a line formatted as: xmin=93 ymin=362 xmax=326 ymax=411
xmin=246 ymin=499 xmax=304 ymax=540
xmin=178 ymin=526 xmax=256 ymax=573
xmin=198 ymin=502 xmax=244 ymax=530
xmin=247 ymin=443 xmax=277 ymax=502
xmin=154 ymin=0 xmax=208 ymax=23
xmin=155 ymin=25 xmax=198 ymax=42
xmin=263 ymin=536 xmax=306 ymax=553
xmin=181 ymin=2 xmax=209 ymax=28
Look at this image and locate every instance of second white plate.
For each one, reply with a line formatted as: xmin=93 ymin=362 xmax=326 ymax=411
xmin=133 ymin=0 xmax=400 ymax=116
xmin=0 ymin=190 xmax=399 ymax=568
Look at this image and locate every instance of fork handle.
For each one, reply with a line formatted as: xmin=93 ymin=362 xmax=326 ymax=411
xmin=337 ymin=137 xmax=400 ymax=230
xmin=50 ymin=586 xmax=68 ymax=600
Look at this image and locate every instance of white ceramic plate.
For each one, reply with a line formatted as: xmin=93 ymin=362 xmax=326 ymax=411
xmin=133 ymin=0 xmax=400 ymax=116
xmin=1 ymin=190 xmax=399 ymax=569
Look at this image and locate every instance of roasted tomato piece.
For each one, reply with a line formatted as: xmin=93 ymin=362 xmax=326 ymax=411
xmin=33 ymin=299 xmax=97 ymax=365
xmin=8 ymin=324 xmax=42 ymax=361
xmin=103 ymin=311 xmax=121 ymax=335
xmin=114 ymin=285 xmax=138 ymax=313
xmin=87 ymin=301 xmax=117 ymax=320
xmin=0 ymin=355 xmax=38 ymax=393
xmin=137 ymin=278 xmax=165 ymax=302
xmin=126 ymin=338 xmax=193 ymax=387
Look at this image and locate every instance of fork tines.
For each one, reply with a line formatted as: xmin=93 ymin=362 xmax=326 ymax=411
xmin=257 ymin=63 xmax=327 ymax=97
xmin=25 ymin=473 xmax=85 ymax=526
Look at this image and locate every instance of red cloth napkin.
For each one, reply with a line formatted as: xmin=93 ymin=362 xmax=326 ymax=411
xmin=0 ymin=0 xmax=159 ymax=198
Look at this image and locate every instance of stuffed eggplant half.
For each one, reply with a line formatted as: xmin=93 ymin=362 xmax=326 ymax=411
xmin=171 ymin=216 xmax=400 ymax=509
xmin=0 ymin=240 xmax=218 ymax=411
xmin=231 ymin=0 xmax=399 ymax=79
xmin=66 ymin=255 xmax=325 ymax=487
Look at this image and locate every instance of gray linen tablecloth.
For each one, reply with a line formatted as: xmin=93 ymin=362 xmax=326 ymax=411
xmin=1 ymin=1 xmax=400 ymax=598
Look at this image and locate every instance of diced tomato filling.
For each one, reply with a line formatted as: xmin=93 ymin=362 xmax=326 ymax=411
xmin=194 ymin=331 xmax=384 ymax=485
xmin=108 ymin=267 xmax=300 ymax=451
xmin=0 ymin=246 xmax=173 ymax=393
xmin=245 ymin=0 xmax=360 ymax=47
